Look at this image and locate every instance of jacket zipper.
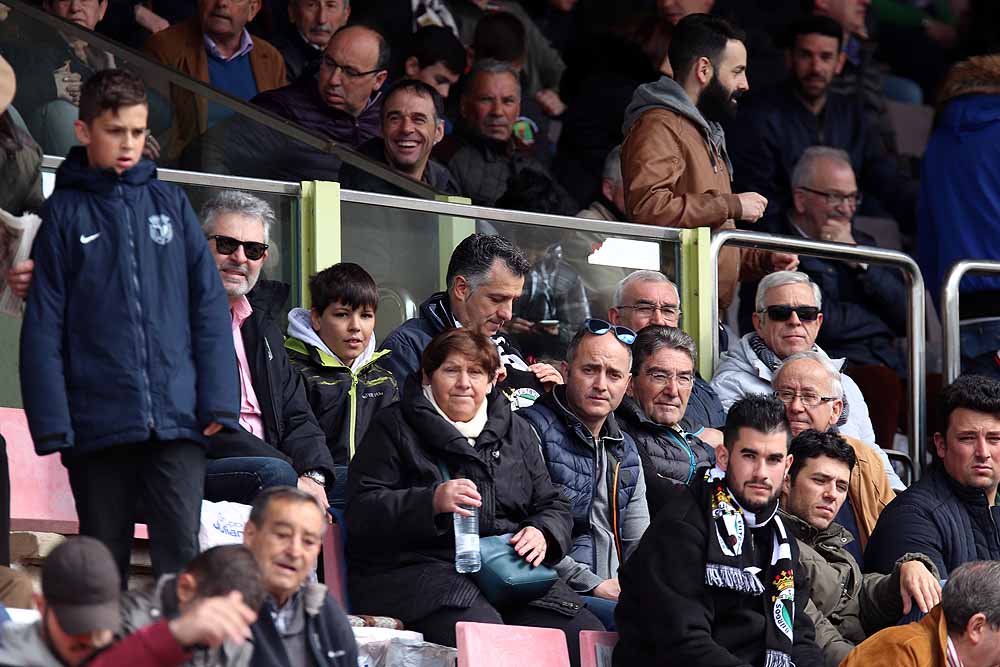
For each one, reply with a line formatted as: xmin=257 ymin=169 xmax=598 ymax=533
xmin=121 ymin=185 xmax=154 ymax=429
xmin=348 ymin=373 xmax=358 ymax=459
xmin=665 ymin=428 xmax=697 ymax=485
xmin=264 ymin=337 xmax=281 ymax=442
xmin=611 ymin=457 xmax=623 ymax=564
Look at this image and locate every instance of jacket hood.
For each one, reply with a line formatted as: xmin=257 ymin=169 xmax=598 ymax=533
xmin=247 ymin=280 xmax=290 ymax=322
xmin=779 ymin=508 xmax=853 ymax=547
xmin=54 ymin=146 xmax=157 ymax=194
xmin=622 ymin=75 xmax=733 ymax=174
xmin=938 ymin=55 xmax=1000 ymax=107
xmin=0 ymin=622 xmax=61 ymax=666
xmin=419 ymin=291 xmax=456 ymax=336
xmin=286 ymin=306 xmax=378 ymax=372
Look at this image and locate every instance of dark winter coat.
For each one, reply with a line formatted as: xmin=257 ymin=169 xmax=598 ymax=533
xmin=613 ymin=475 xmax=825 ymax=667
xmin=0 ymin=112 xmax=43 ymax=215
xmin=864 ymin=464 xmax=1000 ymax=578
xmin=285 ymin=339 xmax=398 ymax=466
xmin=249 ymin=585 xmax=358 ymax=667
xmin=189 ymin=73 xmax=381 ymax=182
xmin=614 ymin=396 xmax=716 ymax=515
xmin=344 ymin=376 xmax=581 ymax=623
xmin=208 ymin=281 xmax=335 ymax=480
xmin=21 ymin=147 xmax=238 ymax=455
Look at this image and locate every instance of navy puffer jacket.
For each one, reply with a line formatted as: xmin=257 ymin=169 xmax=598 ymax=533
xmin=21 ymin=147 xmax=238 ymax=455
xmin=864 ymin=464 xmax=1000 ymax=577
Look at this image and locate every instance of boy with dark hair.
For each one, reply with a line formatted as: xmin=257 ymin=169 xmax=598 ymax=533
xmin=20 ymin=69 xmax=239 ymax=581
xmin=403 ymin=25 xmax=466 ymax=100
xmin=285 ymin=262 xmax=397 ymax=509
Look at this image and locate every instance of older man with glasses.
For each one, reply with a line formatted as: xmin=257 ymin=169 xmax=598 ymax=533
xmin=615 ymin=326 xmax=717 ymax=517
xmin=520 ymin=319 xmax=650 ymax=631
xmin=712 ymin=270 xmax=904 ymax=491
xmin=609 ymin=270 xmax=726 ymax=436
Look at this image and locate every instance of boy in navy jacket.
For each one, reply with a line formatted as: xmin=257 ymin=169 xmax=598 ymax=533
xmin=19 ymin=69 xmax=239 ymax=581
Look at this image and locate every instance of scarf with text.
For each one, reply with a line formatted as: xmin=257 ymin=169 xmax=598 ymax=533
xmin=703 ymin=466 xmax=795 ymax=667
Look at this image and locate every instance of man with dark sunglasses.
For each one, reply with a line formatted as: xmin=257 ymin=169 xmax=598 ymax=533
xmin=199 ymin=190 xmax=336 ymax=512
xmin=520 ymin=319 xmax=650 ymax=631
xmin=711 ymin=271 xmax=904 ymax=490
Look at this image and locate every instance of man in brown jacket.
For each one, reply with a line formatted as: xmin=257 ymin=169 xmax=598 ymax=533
xmin=621 ymin=13 xmax=795 ymax=310
xmin=145 ymin=0 xmax=287 ymax=162
xmin=842 ymin=560 xmax=1000 ymax=667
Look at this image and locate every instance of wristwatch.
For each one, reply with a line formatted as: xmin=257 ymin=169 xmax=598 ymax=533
xmin=302 ymin=469 xmax=327 ymax=487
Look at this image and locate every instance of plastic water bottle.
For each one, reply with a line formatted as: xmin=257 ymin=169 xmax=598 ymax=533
xmin=454 ymin=505 xmax=481 ymax=573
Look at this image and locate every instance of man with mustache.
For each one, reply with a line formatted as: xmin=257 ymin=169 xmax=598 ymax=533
xmin=727 ymin=15 xmax=917 ymax=233
xmin=520 ymin=319 xmax=650 ymax=631
xmin=620 ymin=13 xmax=797 ymax=312
xmin=200 ymin=190 xmax=335 ymax=513
xmin=710 ymin=270 xmax=904 ymax=491
xmin=145 ymin=0 xmax=287 ymax=162
xmin=614 ymin=394 xmax=824 ymax=666
xmin=780 ymin=429 xmax=939 ymax=667
xmin=275 ymin=0 xmax=351 ymax=81
xmin=865 ymin=375 xmax=1000 ymax=578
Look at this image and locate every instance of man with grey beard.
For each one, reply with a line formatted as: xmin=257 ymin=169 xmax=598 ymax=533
xmin=201 ymin=190 xmax=335 ymax=512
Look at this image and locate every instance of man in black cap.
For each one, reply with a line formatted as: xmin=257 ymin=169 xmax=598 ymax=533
xmin=0 ymin=537 xmax=257 ymax=667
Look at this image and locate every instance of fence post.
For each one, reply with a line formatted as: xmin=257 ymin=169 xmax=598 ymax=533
xmin=436 ymin=195 xmax=475 ymax=291
xmin=299 ymin=181 xmax=342 ymax=307
xmin=680 ymin=227 xmax=715 ymax=380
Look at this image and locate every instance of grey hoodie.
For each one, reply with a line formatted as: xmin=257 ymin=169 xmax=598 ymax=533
xmin=622 ymin=75 xmax=735 ymax=177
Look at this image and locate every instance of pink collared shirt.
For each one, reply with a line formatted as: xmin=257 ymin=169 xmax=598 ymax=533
xmin=232 ymin=296 xmax=265 ymax=437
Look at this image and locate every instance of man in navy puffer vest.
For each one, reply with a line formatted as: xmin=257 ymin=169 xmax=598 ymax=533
xmin=520 ymin=319 xmax=650 ymax=630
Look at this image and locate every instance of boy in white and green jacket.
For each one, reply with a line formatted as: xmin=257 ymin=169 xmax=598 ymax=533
xmin=285 ymin=263 xmax=398 ymax=509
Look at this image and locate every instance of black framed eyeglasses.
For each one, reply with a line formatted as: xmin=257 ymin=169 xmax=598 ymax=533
xmin=757 ymin=305 xmax=821 ymax=322
xmin=320 ymin=54 xmax=385 ymax=79
xmin=583 ymin=318 xmax=636 ymax=345
xmin=798 ymin=186 xmax=863 ymax=209
xmin=209 ymin=235 xmax=269 ymax=261
xmin=773 ymin=390 xmax=837 ymax=408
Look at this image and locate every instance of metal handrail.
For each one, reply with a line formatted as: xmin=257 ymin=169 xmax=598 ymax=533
xmin=8 ymin=0 xmax=436 ymax=198
xmin=709 ymin=229 xmax=927 ymax=477
xmin=941 ymin=260 xmax=1000 ymax=384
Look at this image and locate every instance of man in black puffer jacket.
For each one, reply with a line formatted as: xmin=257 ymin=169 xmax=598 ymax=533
xmin=616 ymin=326 xmax=716 ymax=517
xmin=865 ymin=375 xmax=1000 ymax=577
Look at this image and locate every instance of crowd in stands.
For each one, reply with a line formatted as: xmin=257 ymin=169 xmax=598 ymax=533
xmin=0 ymin=0 xmax=999 ymax=665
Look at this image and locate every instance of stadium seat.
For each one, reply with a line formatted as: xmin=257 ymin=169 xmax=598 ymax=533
xmin=323 ymin=519 xmax=348 ymax=609
xmin=456 ymin=622 xmax=571 ymax=667
xmin=0 ymin=407 xmax=147 ymax=538
xmin=579 ymin=630 xmax=618 ymax=667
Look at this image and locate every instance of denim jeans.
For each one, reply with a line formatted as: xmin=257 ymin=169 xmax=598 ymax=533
xmin=580 ymin=595 xmax=616 ymax=631
xmin=204 ymin=456 xmax=299 ymax=505
xmin=328 ymin=464 xmax=350 ymax=511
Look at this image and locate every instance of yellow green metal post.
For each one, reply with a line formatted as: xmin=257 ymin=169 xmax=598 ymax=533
xmin=679 ymin=227 xmax=715 ymax=380
xmin=299 ymin=181 xmax=342 ymax=307
xmin=436 ymin=195 xmax=474 ymax=291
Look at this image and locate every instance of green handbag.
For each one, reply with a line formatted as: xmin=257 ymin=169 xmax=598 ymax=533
xmin=436 ymin=461 xmax=559 ymax=606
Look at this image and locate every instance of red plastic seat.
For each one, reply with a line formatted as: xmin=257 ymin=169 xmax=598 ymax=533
xmin=2 ymin=407 xmax=148 ymax=538
xmin=579 ymin=630 xmax=618 ymax=667
xmin=322 ymin=520 xmax=348 ymax=609
xmin=456 ymin=622 xmax=570 ymax=667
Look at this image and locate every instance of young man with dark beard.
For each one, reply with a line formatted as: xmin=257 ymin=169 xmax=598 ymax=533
xmin=613 ymin=394 xmax=824 ymax=667
xmin=620 ymin=13 xmax=796 ymax=312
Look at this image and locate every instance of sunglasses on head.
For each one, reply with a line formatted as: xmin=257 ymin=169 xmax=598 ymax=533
xmin=583 ymin=318 xmax=636 ymax=345
xmin=209 ymin=235 xmax=269 ymax=261
xmin=758 ymin=305 xmax=821 ymax=322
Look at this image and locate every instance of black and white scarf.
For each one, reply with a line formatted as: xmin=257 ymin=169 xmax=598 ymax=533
xmin=748 ymin=333 xmax=850 ymax=427
xmin=704 ymin=466 xmax=795 ymax=667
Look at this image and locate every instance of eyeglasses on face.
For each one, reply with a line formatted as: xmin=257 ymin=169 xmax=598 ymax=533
xmin=617 ymin=303 xmax=682 ymax=319
xmin=644 ymin=369 xmax=694 ymax=388
xmin=209 ymin=235 xmax=269 ymax=261
xmin=320 ymin=54 xmax=384 ymax=79
xmin=773 ymin=389 xmax=837 ymax=408
xmin=583 ymin=318 xmax=636 ymax=345
xmin=798 ymin=186 xmax=863 ymax=209
xmin=757 ymin=305 xmax=821 ymax=322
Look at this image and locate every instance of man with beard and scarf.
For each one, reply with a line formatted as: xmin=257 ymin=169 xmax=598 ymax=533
xmin=614 ymin=394 xmax=824 ymax=667
xmin=620 ymin=13 xmax=797 ymax=312
xmin=727 ymin=15 xmax=917 ymax=234
xmin=200 ymin=190 xmax=336 ymax=513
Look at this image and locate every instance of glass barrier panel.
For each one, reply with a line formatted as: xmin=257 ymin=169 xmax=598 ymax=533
xmin=340 ymin=195 xmax=683 ymax=363
xmin=1 ymin=0 xmax=430 ymax=197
